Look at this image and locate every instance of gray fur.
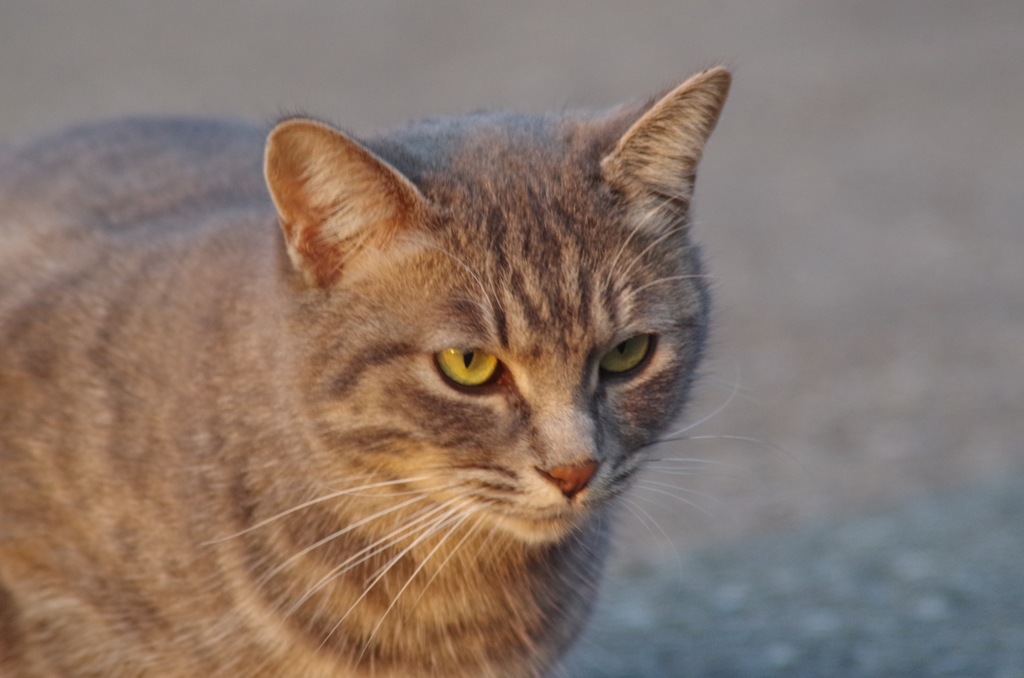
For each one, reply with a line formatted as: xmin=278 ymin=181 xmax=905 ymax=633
xmin=0 ymin=68 xmax=729 ymax=677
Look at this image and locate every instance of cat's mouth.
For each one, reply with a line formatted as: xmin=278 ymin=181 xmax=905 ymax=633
xmin=431 ymin=461 xmax=609 ymax=543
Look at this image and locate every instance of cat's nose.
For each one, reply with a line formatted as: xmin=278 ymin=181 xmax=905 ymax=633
xmin=536 ymin=461 xmax=597 ymax=499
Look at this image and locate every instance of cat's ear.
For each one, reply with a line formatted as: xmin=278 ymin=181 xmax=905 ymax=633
xmin=601 ymin=67 xmax=730 ymax=233
xmin=264 ymin=119 xmax=426 ymax=288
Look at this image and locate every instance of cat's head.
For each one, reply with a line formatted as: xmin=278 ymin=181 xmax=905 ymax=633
xmin=263 ymin=68 xmax=729 ymax=544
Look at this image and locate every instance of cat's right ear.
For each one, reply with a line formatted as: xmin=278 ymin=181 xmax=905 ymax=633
xmin=264 ymin=119 xmax=427 ymax=288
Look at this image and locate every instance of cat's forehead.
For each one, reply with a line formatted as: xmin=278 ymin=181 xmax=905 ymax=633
xmin=375 ymin=114 xmax=635 ymax=253
xmin=365 ymin=113 xmax=699 ymax=354
xmin=362 ymin=113 xmax=704 ymax=356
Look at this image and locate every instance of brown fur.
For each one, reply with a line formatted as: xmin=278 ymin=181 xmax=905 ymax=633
xmin=0 ymin=68 xmax=729 ymax=677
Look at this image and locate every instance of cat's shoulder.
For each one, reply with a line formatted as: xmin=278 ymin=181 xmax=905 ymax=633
xmin=0 ymin=117 xmax=271 ymax=235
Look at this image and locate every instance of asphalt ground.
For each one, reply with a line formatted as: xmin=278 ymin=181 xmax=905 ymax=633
xmin=567 ymin=472 xmax=1024 ymax=677
xmin=2 ymin=2 xmax=1022 ymax=675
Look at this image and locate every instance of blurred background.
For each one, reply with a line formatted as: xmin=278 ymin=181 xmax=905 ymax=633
xmin=2 ymin=1 xmax=1022 ymax=675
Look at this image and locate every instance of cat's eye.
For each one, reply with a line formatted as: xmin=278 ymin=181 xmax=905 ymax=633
xmin=436 ymin=348 xmax=500 ymax=387
xmin=599 ymin=334 xmax=652 ymax=374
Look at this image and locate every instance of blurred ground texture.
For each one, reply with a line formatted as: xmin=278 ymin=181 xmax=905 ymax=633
xmin=567 ymin=473 xmax=1024 ymax=677
xmin=2 ymin=1 xmax=1022 ymax=676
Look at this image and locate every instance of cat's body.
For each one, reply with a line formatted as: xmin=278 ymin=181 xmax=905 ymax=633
xmin=0 ymin=69 xmax=729 ymax=677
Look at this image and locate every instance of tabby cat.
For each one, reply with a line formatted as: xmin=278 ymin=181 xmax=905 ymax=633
xmin=0 ymin=67 xmax=729 ymax=677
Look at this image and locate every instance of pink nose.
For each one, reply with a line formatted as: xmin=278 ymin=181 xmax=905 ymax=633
xmin=537 ymin=461 xmax=597 ymax=499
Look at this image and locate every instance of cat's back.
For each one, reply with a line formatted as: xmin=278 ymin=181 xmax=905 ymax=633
xmin=0 ymin=117 xmax=277 ymax=350
xmin=0 ymin=118 xmax=270 ymax=270
xmin=0 ymin=118 xmax=281 ymax=466
xmin=0 ymin=116 xmax=284 ymax=558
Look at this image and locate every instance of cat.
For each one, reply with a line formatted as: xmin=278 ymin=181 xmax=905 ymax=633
xmin=0 ymin=67 xmax=729 ymax=677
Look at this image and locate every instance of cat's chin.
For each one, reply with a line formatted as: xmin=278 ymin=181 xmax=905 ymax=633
xmin=492 ymin=513 xmax=585 ymax=545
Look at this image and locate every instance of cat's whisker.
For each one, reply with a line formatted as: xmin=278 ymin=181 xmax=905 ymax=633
xmin=417 ymin=241 xmax=503 ymax=315
xmin=602 ymin=194 xmax=675 ymax=292
xmin=651 ymin=372 xmax=741 ymax=445
xmin=309 ymin=476 xmax=398 ymax=495
xmin=646 ymin=456 xmax=748 ymax=471
xmin=401 ymin=510 xmax=490 ymax=619
xmin=285 ymin=527 xmax=438 ymax=623
xmin=633 ymin=480 xmax=717 ymax=519
xmin=445 ymin=296 xmax=498 ymax=327
xmin=472 ymin=519 xmax=503 ymax=562
xmin=637 ymin=479 xmax=720 ymax=506
xmin=360 ymin=497 xmax=474 ymax=583
xmin=659 ymin=434 xmax=771 ymax=447
xmin=606 ymin=454 xmax=646 ymax=487
xmin=312 ymin=472 xmax=384 ymax=484
xmin=616 ymin=219 xmax=688 ymax=283
xmin=278 ymin=498 xmax=458 ymax=611
xmin=320 ymin=489 xmax=426 ymax=498
xmin=655 ymin=434 xmax=805 ymax=475
xmin=644 ymin=467 xmax=739 ymax=479
xmin=284 ymin=495 xmax=467 ymax=617
xmin=620 ymin=497 xmax=666 ymax=548
xmin=202 ymin=475 xmax=432 ymax=545
xmin=647 ymin=456 xmax=729 ymax=467
xmin=702 ymin=373 xmax=755 ymax=397
xmin=356 ymin=505 xmax=486 ymax=664
xmin=314 ymin=465 xmax=425 ymax=492
xmin=317 ymin=499 xmax=476 ymax=653
xmin=634 ymin=359 xmax=746 ymax=457
xmin=620 ymin=497 xmax=684 ymax=573
xmin=315 ymin=477 xmax=436 ymax=498
xmin=256 ymin=493 xmax=430 ymax=586
xmin=627 ymin=274 xmax=714 ymax=298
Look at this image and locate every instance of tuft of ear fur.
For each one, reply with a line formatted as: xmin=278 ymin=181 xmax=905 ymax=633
xmin=601 ymin=67 xmax=731 ymax=235
xmin=264 ymin=119 xmax=427 ymax=287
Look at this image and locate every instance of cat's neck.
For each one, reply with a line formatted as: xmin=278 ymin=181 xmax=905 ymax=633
xmin=219 ymin=475 xmax=609 ymax=676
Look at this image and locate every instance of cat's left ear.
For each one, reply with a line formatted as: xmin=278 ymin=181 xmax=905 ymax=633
xmin=601 ymin=67 xmax=730 ymax=232
xmin=264 ymin=119 xmax=427 ymax=288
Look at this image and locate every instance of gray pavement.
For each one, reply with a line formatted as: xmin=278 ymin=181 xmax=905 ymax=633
xmin=569 ymin=472 xmax=1024 ymax=677
xmin=2 ymin=1 xmax=1022 ymax=675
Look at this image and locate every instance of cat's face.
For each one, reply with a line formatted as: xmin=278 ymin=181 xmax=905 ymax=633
xmin=265 ymin=69 xmax=729 ymax=544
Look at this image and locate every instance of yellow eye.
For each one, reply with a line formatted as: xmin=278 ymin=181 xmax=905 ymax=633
xmin=599 ymin=334 xmax=652 ymax=374
xmin=436 ymin=349 xmax=500 ymax=386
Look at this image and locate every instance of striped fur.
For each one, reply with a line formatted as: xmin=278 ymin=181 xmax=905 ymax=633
xmin=0 ymin=68 xmax=729 ymax=677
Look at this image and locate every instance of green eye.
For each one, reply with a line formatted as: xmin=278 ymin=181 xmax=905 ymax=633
xmin=599 ymin=334 xmax=652 ymax=374
xmin=436 ymin=349 xmax=499 ymax=386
